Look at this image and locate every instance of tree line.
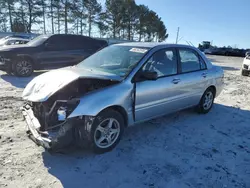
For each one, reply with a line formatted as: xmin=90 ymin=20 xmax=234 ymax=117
xmin=0 ymin=0 xmax=168 ymax=42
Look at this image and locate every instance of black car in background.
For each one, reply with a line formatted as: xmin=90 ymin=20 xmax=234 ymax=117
xmin=0 ymin=34 xmax=108 ymax=76
xmin=227 ymin=49 xmax=246 ymax=57
xmin=204 ymin=47 xmax=247 ymax=57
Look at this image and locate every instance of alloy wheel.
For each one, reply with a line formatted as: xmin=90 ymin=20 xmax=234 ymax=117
xmin=94 ymin=118 xmax=120 ymax=148
xmin=203 ymin=91 xmax=214 ymax=110
xmin=16 ymin=60 xmax=32 ymax=76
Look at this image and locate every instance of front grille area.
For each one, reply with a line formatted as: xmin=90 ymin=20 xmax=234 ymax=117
xmin=243 ymin=64 xmax=249 ymax=70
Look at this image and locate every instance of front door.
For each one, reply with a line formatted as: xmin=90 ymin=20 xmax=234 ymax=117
xmin=135 ymin=48 xmax=183 ymax=122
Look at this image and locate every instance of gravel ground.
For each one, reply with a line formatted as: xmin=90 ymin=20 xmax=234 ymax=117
xmin=0 ymin=55 xmax=250 ymax=188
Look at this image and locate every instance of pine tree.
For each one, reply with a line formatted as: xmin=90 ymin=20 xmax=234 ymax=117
xmin=22 ymin=0 xmax=43 ymax=32
xmin=84 ymin=0 xmax=101 ymax=37
xmin=1 ymin=0 xmax=16 ymax=31
xmin=104 ymin=0 xmax=123 ymax=38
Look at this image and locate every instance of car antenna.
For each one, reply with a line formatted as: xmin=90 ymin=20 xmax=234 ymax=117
xmin=185 ymin=40 xmax=195 ymax=47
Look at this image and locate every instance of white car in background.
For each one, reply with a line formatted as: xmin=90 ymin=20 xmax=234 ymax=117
xmin=242 ymin=54 xmax=250 ymax=76
xmin=0 ymin=37 xmax=30 ymax=47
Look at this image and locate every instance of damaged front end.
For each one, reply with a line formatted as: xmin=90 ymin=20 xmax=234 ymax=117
xmin=21 ymin=74 xmax=120 ymax=150
xmin=22 ymin=99 xmax=81 ymax=150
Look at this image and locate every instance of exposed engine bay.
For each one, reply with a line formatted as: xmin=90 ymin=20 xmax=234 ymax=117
xmin=22 ymin=78 xmax=119 ymax=150
xmin=32 ymin=78 xmax=118 ymax=129
xmin=49 ymin=78 xmax=119 ymax=101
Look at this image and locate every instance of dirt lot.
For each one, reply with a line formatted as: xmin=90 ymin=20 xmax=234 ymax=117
xmin=0 ymin=55 xmax=250 ymax=188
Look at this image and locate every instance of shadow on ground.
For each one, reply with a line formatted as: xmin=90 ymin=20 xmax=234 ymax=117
xmin=207 ymin=57 xmax=220 ymax=63
xmin=220 ymin=65 xmax=240 ymax=71
xmin=0 ymin=71 xmax=46 ymax=88
xmin=41 ymin=104 xmax=250 ymax=188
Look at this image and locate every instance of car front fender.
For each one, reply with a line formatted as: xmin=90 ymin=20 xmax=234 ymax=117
xmin=67 ymin=82 xmax=134 ymax=119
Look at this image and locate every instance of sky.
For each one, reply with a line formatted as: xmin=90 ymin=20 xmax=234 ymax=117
xmin=135 ymin=0 xmax=250 ymax=48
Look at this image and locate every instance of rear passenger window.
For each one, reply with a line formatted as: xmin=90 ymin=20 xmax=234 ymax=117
xmin=69 ymin=36 xmax=84 ymax=50
xmin=179 ymin=49 xmax=200 ymax=73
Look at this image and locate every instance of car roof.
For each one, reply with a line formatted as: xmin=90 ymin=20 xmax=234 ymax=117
xmin=50 ymin=34 xmax=99 ymax=39
xmin=45 ymin=34 xmax=107 ymax=43
xmin=114 ymin=42 xmax=197 ymax=49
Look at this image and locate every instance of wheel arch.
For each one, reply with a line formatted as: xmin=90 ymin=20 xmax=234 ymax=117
xmin=199 ymin=85 xmax=217 ymax=102
xmin=15 ymin=55 xmax=36 ymax=67
xmin=208 ymin=85 xmax=216 ymax=96
xmin=100 ymin=105 xmax=128 ymax=127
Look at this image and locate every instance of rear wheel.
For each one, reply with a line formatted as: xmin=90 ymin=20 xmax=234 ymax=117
xmin=13 ymin=58 xmax=33 ymax=77
xmin=197 ymin=87 xmax=215 ymax=114
xmin=241 ymin=69 xmax=249 ymax=76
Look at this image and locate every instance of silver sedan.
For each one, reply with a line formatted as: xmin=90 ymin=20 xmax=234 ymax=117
xmin=21 ymin=43 xmax=224 ymax=153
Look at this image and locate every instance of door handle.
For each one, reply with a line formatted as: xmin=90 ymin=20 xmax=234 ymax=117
xmin=202 ymin=72 xmax=207 ymax=78
xmin=172 ymin=78 xmax=181 ymax=84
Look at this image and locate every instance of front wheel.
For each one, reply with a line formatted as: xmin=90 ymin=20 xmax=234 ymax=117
xmin=197 ymin=88 xmax=215 ymax=114
xmin=91 ymin=109 xmax=125 ymax=153
xmin=13 ymin=58 xmax=33 ymax=77
xmin=75 ymin=109 xmax=125 ymax=154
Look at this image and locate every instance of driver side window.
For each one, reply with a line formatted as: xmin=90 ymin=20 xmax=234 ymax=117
xmin=142 ymin=49 xmax=177 ymax=77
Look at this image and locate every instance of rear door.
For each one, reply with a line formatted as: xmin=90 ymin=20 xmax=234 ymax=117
xmin=175 ymin=48 xmax=209 ymax=107
xmin=66 ymin=35 xmax=97 ymax=64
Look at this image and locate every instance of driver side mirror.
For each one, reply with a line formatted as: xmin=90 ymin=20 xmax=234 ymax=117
xmin=133 ymin=71 xmax=158 ymax=82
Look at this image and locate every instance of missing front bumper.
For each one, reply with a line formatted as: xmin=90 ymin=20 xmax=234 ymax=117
xmin=21 ymin=104 xmax=74 ymax=150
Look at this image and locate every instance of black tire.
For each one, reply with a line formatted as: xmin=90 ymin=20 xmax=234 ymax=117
xmin=241 ymin=69 xmax=249 ymax=76
xmin=77 ymin=109 xmax=125 ymax=154
xmin=13 ymin=58 xmax=34 ymax=77
xmin=197 ymin=87 xmax=215 ymax=114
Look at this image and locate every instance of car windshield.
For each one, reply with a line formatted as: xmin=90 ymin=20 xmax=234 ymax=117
xmin=27 ymin=35 xmax=50 ymax=46
xmin=77 ymin=45 xmax=149 ymax=77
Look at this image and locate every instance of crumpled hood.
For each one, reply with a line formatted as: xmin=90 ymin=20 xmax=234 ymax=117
xmin=22 ymin=66 xmax=122 ymax=102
